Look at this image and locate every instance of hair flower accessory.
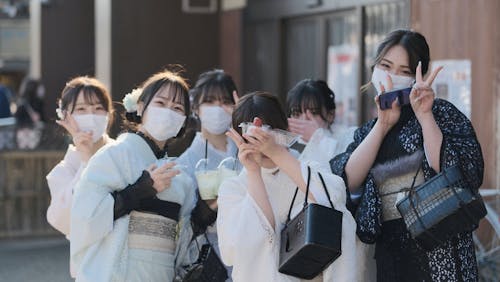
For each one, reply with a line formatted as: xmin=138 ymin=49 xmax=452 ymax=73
xmin=122 ymin=88 xmax=142 ymax=113
xmin=55 ymin=100 xmax=65 ymax=120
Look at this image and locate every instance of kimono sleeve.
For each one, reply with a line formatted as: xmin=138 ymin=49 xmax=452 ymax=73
xmin=432 ymin=99 xmax=484 ymax=189
xmin=300 ymin=128 xmax=339 ymax=166
xmin=70 ymin=147 xmax=126 ymax=264
xmin=329 ymin=120 xmax=382 ymax=244
xmin=46 ymin=145 xmax=83 ymax=236
xmin=216 ymin=175 xmax=276 ymax=267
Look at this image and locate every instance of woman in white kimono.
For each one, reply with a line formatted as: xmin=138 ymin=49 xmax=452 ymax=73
xmin=286 ymin=79 xmax=355 ymax=165
xmin=176 ymin=69 xmax=239 ymax=279
xmin=70 ymin=70 xmax=196 ymax=282
xmin=286 ymin=79 xmax=375 ymax=281
xmin=46 ymin=76 xmax=114 ymax=277
xmin=217 ymin=92 xmax=358 ymax=282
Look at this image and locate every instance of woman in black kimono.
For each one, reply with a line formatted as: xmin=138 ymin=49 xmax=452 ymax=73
xmin=330 ymin=29 xmax=483 ymax=281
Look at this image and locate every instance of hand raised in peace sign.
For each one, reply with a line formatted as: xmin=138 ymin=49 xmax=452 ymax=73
xmin=410 ymin=61 xmax=443 ymax=119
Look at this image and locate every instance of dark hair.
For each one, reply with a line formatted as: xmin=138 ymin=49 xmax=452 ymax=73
xmin=18 ymin=78 xmax=45 ymax=122
xmin=372 ymin=29 xmax=430 ymax=76
xmin=0 ymin=86 xmax=12 ymax=119
xmin=60 ymin=76 xmax=113 ymax=115
xmin=232 ymin=92 xmax=288 ymax=135
xmin=190 ymin=69 xmax=238 ymax=112
xmin=124 ymin=69 xmax=190 ymax=136
xmin=286 ymin=79 xmax=336 ymax=124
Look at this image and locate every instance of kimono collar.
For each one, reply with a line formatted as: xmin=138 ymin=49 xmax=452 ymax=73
xmin=261 ymin=166 xmax=279 ymax=175
xmin=135 ymin=131 xmax=167 ymax=159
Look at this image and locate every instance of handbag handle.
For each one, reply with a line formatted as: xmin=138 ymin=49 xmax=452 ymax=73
xmin=286 ymin=166 xmax=311 ymax=223
xmin=286 ymin=166 xmax=335 ymax=223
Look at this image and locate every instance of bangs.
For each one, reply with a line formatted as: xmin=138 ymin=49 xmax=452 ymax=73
xmin=199 ymin=84 xmax=233 ymax=104
xmin=192 ymin=81 xmax=234 ymax=111
xmin=81 ymin=87 xmax=107 ymax=108
xmin=287 ymin=90 xmax=322 ymax=115
xmin=162 ymin=82 xmax=188 ymax=108
xmin=232 ymin=92 xmax=287 ymax=135
xmin=139 ymin=70 xmax=191 ymax=117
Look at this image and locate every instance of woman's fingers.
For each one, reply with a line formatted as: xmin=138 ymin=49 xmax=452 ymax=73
xmin=391 ymin=97 xmax=400 ymax=109
xmin=425 ymin=65 xmax=443 ymax=86
xmin=385 ymin=73 xmax=393 ymax=91
xmin=379 ymin=82 xmax=386 ymax=93
xmin=232 ymin=91 xmax=239 ymax=104
xmin=163 ymin=169 xmax=180 ymax=179
xmin=416 ymin=61 xmax=423 ymax=83
xmin=226 ymin=128 xmax=245 ymax=146
xmin=243 ymin=134 xmax=261 ymax=146
xmin=55 ymin=119 xmax=72 ymax=133
xmin=251 ymin=127 xmax=270 ymax=140
xmin=287 ymin=120 xmax=305 ymax=133
xmin=74 ymin=131 xmax=93 ymax=144
xmin=239 ymin=147 xmax=258 ymax=160
xmin=158 ymin=162 xmax=176 ymax=171
xmin=66 ymin=114 xmax=80 ymax=132
xmin=57 ymin=114 xmax=82 ymax=137
xmin=374 ymin=94 xmax=381 ymax=110
xmin=413 ymin=90 xmax=435 ymax=103
xmin=148 ymin=164 xmax=157 ymax=172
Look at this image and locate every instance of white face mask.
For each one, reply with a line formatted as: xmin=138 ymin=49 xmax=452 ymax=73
xmin=142 ymin=106 xmax=186 ymax=141
xmin=371 ymin=66 xmax=414 ymax=94
xmin=72 ymin=114 xmax=109 ymax=143
xmin=199 ymin=105 xmax=232 ymax=135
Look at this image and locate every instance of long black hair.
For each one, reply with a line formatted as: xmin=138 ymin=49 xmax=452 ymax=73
xmin=372 ymin=29 xmax=430 ymax=76
xmin=286 ymin=79 xmax=336 ymax=124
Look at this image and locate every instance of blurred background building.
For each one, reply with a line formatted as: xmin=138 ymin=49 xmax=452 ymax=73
xmin=0 ymin=0 xmax=498 ymax=273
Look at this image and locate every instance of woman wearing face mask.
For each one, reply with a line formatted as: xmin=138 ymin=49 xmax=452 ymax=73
xmin=46 ymin=76 xmax=114 ymax=278
xmin=217 ymin=92 xmax=358 ymax=282
xmin=330 ymin=29 xmax=483 ymax=281
xmin=287 ymin=79 xmax=356 ymax=166
xmin=175 ymin=69 xmax=239 ymax=279
xmin=287 ymin=81 xmax=375 ymax=281
xmin=70 ymin=70 xmax=196 ymax=282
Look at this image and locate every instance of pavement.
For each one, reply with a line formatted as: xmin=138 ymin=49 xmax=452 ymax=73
xmin=0 ymin=236 xmax=72 ymax=282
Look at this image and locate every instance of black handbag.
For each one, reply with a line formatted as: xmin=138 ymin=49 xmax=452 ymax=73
xmin=180 ymin=233 xmax=228 ymax=282
xmin=279 ymin=166 xmax=343 ymax=279
xmin=396 ymin=165 xmax=487 ymax=251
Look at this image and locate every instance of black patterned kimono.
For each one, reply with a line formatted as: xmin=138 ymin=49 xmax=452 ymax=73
xmin=330 ymin=99 xmax=483 ymax=282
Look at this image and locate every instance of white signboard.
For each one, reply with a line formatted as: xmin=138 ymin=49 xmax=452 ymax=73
xmin=431 ymin=60 xmax=471 ymax=118
xmin=327 ymin=44 xmax=359 ymax=126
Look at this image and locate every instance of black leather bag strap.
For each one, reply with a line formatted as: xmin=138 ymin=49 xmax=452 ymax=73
xmin=303 ymin=166 xmax=312 ymax=207
xmin=286 ymin=166 xmax=311 ymax=223
xmin=317 ymin=172 xmax=335 ymax=209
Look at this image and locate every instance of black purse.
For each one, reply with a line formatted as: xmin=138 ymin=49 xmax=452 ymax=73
xmin=396 ymin=165 xmax=487 ymax=251
xmin=180 ymin=233 xmax=228 ymax=282
xmin=279 ymin=166 xmax=343 ymax=279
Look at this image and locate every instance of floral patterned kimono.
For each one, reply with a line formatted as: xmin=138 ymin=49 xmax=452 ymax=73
xmin=330 ymin=99 xmax=483 ymax=281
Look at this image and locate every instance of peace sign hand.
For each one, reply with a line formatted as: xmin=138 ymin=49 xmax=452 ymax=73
xmin=55 ymin=111 xmax=79 ymax=137
xmin=56 ymin=113 xmax=93 ymax=162
xmin=410 ymin=61 xmax=443 ymax=119
xmin=226 ymin=128 xmax=260 ymax=172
